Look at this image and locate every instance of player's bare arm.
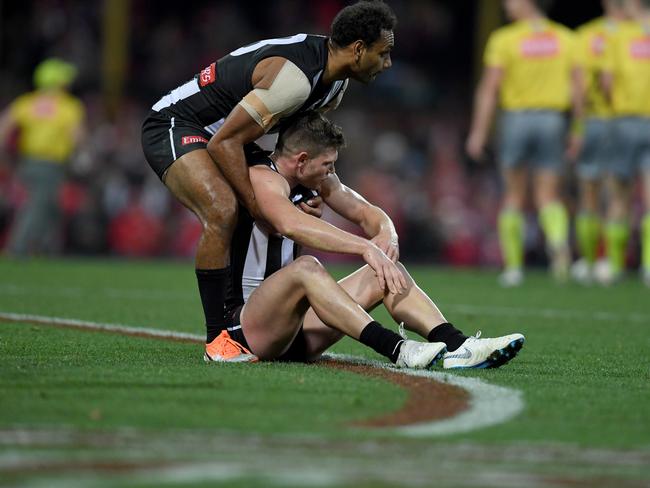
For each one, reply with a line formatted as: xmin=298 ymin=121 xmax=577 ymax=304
xmin=207 ymin=57 xmax=311 ymax=217
xmin=466 ymin=66 xmax=503 ymax=161
xmin=250 ymin=166 xmax=406 ymax=294
xmin=320 ymin=174 xmax=399 ymax=262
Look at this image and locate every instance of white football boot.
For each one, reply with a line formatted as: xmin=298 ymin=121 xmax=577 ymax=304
xmin=443 ymin=331 xmax=525 ymax=369
xmin=395 ymin=340 xmax=447 ymax=369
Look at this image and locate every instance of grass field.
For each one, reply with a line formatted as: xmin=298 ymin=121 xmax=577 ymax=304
xmin=1 ymin=257 xmax=649 ymax=487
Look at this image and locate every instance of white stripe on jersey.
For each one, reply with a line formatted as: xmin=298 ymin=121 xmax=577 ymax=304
xmin=230 ymin=34 xmax=308 ymax=57
xmin=241 ymin=223 xmax=295 ymax=302
xmin=242 ymin=224 xmax=268 ymax=302
xmin=168 ymin=117 xmax=177 ymax=160
xmin=152 ymin=79 xmax=201 ymax=112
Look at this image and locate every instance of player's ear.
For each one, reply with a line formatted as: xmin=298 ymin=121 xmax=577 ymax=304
xmin=352 ymin=40 xmax=365 ymax=62
xmin=296 ymin=151 xmax=309 ymax=166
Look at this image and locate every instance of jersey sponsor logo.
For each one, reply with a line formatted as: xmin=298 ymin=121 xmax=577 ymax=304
xmin=591 ymin=33 xmax=605 ymax=56
xmin=199 ymin=62 xmax=216 ymax=87
xmin=520 ymin=34 xmax=559 ymax=58
xmin=181 ymin=135 xmax=209 ymax=145
xmin=630 ymin=37 xmax=650 ymax=59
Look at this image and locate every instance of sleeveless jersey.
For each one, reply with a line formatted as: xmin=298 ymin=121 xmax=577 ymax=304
xmin=226 ymin=152 xmax=319 ymax=313
xmin=151 ymin=34 xmax=348 ymax=135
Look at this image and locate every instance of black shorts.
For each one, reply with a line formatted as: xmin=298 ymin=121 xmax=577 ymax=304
xmin=141 ymin=111 xmax=267 ymax=180
xmin=225 ymin=304 xmax=309 ymax=363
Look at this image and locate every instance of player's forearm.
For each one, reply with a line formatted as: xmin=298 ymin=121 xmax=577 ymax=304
xmin=470 ymin=82 xmax=498 ymax=139
xmin=208 ymin=141 xmax=256 ymax=208
xmin=279 ymin=212 xmax=369 ymax=256
xmin=359 ymin=205 xmax=396 ymax=241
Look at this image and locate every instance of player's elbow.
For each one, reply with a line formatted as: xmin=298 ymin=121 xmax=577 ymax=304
xmin=273 ymin=218 xmax=297 ymax=238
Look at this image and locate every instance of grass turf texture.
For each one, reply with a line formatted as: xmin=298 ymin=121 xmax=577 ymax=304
xmin=1 ymin=257 xmax=649 ymax=486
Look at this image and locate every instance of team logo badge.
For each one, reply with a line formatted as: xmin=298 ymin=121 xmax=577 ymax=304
xmin=199 ymin=63 xmax=216 ymax=87
xmin=181 ymin=135 xmax=209 ymax=145
xmin=521 ymin=34 xmax=559 ymax=58
xmin=630 ymin=37 xmax=650 ymax=59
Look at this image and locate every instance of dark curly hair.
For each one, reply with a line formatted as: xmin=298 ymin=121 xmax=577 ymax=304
xmin=330 ymin=1 xmax=397 ymax=48
xmin=276 ymin=112 xmax=346 ymax=157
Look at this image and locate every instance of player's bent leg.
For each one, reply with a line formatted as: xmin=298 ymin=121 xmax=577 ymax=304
xmin=299 ymin=265 xmax=383 ymax=359
xmin=240 ymin=259 xmax=316 ymax=360
xmin=255 ymin=258 xmax=446 ymax=368
xmin=164 ymin=149 xmax=238 ymax=269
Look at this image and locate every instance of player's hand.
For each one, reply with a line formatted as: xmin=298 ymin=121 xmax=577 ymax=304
xmin=371 ymin=232 xmax=399 ymax=263
xmin=298 ymin=196 xmax=324 ymax=218
xmin=362 ymin=242 xmax=407 ymax=295
xmin=466 ymin=132 xmax=486 ymax=162
xmin=565 ymin=133 xmax=583 ymax=163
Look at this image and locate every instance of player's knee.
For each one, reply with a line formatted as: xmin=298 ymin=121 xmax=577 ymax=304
xmin=202 ymin=193 xmax=238 ymax=234
xmin=292 ymin=255 xmax=326 ymax=278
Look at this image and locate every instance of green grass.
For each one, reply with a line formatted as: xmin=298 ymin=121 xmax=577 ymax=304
xmin=1 ymin=257 xmax=649 ymax=486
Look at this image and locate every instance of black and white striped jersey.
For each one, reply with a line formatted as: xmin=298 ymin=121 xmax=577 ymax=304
xmin=225 ymin=152 xmax=318 ymax=314
xmin=151 ymin=34 xmax=348 ymax=135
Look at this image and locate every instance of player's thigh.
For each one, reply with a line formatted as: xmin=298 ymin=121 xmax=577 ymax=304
xmin=241 ymin=261 xmax=313 ymax=359
xmin=530 ymin=111 xmax=566 ymax=170
xmin=301 ymin=265 xmax=384 ymax=352
xmin=498 ymin=111 xmax=530 ymax=170
xmin=164 ymin=148 xmax=237 ymax=225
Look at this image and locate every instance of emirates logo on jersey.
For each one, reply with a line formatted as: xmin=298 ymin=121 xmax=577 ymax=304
xmin=630 ymin=37 xmax=650 ymax=59
xmin=199 ymin=62 xmax=216 ymax=87
xmin=591 ymin=34 xmax=605 ymax=56
xmin=520 ymin=34 xmax=559 ymax=58
xmin=181 ymin=135 xmax=209 ymax=145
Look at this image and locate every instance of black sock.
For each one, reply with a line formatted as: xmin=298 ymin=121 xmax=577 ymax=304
xmin=359 ymin=321 xmax=404 ymax=363
xmin=196 ymin=267 xmax=229 ymax=343
xmin=428 ymin=322 xmax=467 ymax=352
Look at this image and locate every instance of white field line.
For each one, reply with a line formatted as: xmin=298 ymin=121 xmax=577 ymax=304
xmin=325 ymin=353 xmax=524 ymax=437
xmin=0 ymin=311 xmax=524 ymax=438
xmin=0 ymin=312 xmax=202 ymax=343
xmin=2 ymin=282 xmax=649 ymax=323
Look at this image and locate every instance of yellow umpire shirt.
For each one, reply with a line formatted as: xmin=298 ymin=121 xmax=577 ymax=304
xmin=602 ymin=20 xmax=650 ymax=116
xmin=9 ymin=90 xmax=85 ymax=163
xmin=575 ymin=16 xmax=618 ymax=118
xmin=484 ymin=19 xmax=577 ymax=111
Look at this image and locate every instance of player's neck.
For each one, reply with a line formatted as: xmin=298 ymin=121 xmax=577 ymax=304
xmin=323 ymin=40 xmax=350 ymax=84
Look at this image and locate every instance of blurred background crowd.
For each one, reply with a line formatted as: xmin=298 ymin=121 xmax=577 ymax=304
xmin=0 ymin=0 xmax=633 ymax=268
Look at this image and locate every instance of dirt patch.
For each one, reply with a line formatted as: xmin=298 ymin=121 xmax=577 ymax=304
xmin=322 ymin=360 xmax=470 ymax=428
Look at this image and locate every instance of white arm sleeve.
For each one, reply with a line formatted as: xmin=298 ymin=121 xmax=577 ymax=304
xmin=238 ymin=60 xmax=311 ymax=133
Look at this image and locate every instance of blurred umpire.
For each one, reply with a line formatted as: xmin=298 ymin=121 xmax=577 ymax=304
xmin=571 ymin=0 xmax=626 ymax=285
xmin=0 ymin=58 xmax=85 ymax=256
xmin=601 ymin=0 xmax=650 ymax=286
xmin=466 ymin=0 xmax=584 ymax=287
xmin=141 ymin=1 xmax=397 ymax=361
